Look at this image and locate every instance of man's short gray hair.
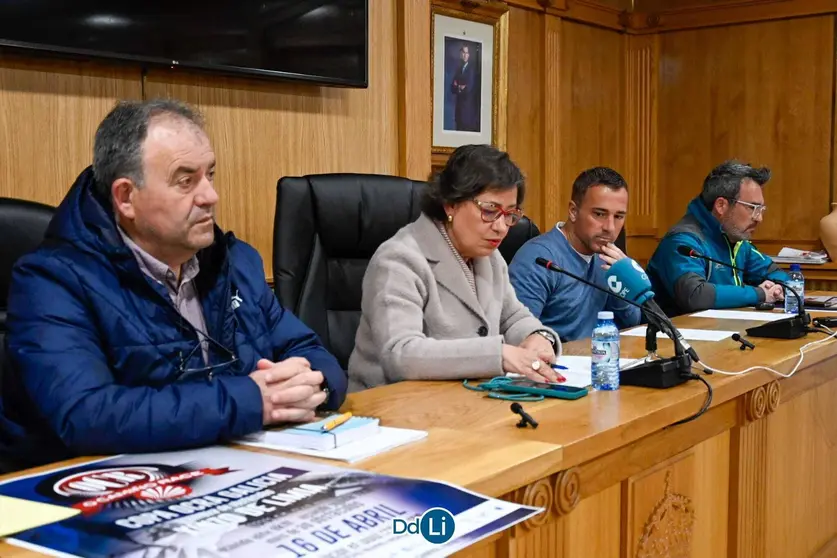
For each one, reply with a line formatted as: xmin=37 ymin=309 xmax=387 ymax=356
xmin=700 ymin=159 xmax=771 ymax=209
xmin=92 ymin=98 xmax=205 ymax=200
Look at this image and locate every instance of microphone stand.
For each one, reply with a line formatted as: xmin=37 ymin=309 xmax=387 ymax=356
xmin=679 ymin=248 xmax=810 ymax=340
xmin=535 ymin=258 xmax=695 ymax=389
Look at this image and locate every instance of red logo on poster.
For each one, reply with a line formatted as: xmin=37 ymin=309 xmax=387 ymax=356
xmin=51 ymin=466 xmax=232 ymax=514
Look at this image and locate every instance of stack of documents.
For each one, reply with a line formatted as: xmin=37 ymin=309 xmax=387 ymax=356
xmin=772 ymin=247 xmax=828 ymax=264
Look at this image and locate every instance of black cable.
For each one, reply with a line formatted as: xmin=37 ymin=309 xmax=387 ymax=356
xmin=669 ymin=372 xmax=713 ymax=426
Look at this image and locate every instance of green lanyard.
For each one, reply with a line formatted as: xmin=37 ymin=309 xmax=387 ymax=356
xmin=462 ymin=377 xmax=545 ymax=402
xmin=725 ymin=238 xmax=743 ymax=286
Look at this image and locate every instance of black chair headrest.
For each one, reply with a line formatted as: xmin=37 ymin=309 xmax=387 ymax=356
xmin=0 ymin=198 xmax=55 ymax=313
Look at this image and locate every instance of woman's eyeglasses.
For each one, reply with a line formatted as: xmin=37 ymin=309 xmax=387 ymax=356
xmin=472 ymin=199 xmax=524 ymax=226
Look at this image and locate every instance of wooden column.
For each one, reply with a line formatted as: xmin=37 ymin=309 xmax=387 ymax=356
xmin=623 ymin=33 xmax=658 ymax=264
xmin=541 ymin=13 xmax=563 ymax=228
xmin=728 ymin=381 xmax=780 ymax=558
xmin=396 ymin=0 xmax=432 ymax=181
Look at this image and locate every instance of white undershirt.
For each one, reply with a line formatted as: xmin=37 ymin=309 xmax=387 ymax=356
xmin=556 ymin=222 xmax=594 ymax=264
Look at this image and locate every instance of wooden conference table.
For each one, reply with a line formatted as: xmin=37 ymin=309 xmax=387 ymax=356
xmin=3 ymin=302 xmax=837 ymax=558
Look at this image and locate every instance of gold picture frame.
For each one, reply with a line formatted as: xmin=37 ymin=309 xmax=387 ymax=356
xmin=431 ymin=0 xmax=509 ymax=157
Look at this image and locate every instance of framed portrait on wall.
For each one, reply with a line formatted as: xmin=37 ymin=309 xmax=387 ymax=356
xmin=431 ymin=1 xmax=508 ymax=156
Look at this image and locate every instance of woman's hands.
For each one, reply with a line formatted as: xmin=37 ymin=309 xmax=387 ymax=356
xmin=501 ymin=338 xmax=565 ymax=383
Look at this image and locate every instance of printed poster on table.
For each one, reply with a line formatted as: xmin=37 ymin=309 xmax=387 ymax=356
xmin=0 ymin=446 xmax=542 ymax=557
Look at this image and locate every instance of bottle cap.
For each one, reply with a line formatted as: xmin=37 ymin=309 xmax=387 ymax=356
xmin=598 ymin=311 xmax=614 ymax=320
xmin=790 ymin=263 xmax=801 ymax=271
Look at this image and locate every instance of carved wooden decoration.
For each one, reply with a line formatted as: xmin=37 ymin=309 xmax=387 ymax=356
xmin=744 ymin=381 xmax=781 ymax=423
xmin=635 ymin=471 xmax=695 ymax=558
xmin=519 ymin=477 xmax=554 ymax=530
xmin=512 ymin=466 xmax=580 ymax=532
xmin=745 ymin=384 xmax=768 ymax=422
xmin=766 ymin=380 xmax=780 ymax=414
xmin=554 ymin=467 xmax=580 ymax=515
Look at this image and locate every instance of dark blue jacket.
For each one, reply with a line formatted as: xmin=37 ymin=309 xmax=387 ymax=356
xmin=0 ymin=168 xmax=347 ymax=467
xmin=647 ymin=197 xmax=788 ymax=316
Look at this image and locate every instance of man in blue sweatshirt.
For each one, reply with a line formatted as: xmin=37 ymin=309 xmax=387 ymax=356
xmin=509 ymin=167 xmax=641 ymax=342
xmin=647 ymin=160 xmax=788 ymax=317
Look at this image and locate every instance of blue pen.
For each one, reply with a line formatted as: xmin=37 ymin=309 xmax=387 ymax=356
xmin=552 ymin=364 xmax=568 ymax=370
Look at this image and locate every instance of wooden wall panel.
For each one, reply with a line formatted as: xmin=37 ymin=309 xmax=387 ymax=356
xmin=621 ymin=432 xmax=729 ymax=558
xmin=144 ymin=0 xmax=398 ymax=277
xmin=0 ymin=57 xmax=142 ymax=204
xmin=507 ymin=6 xmax=545 ymax=229
xmin=764 ymin=381 xmax=837 ymax=558
xmin=657 ymin=16 xmax=834 ymax=252
xmin=564 ymin=483 xmax=621 ymax=558
xmin=553 ymin=21 xmax=625 ymax=227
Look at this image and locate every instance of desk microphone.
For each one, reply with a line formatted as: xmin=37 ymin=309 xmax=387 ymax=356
xmin=731 ymin=333 xmax=755 ymax=350
xmin=675 ymin=245 xmax=809 ymax=339
xmin=534 ymin=257 xmax=698 ymax=360
xmin=534 ymin=257 xmax=699 ymax=388
xmin=511 ymin=402 xmax=538 ymax=429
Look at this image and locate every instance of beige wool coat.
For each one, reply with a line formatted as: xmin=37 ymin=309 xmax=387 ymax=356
xmin=348 ymin=213 xmax=558 ymax=392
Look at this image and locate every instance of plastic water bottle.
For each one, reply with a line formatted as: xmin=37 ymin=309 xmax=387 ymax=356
xmin=784 ymin=264 xmax=805 ymax=314
xmin=591 ymin=311 xmax=620 ymax=391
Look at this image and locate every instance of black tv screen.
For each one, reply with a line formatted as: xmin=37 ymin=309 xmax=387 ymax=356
xmin=0 ymin=1 xmax=368 ymax=87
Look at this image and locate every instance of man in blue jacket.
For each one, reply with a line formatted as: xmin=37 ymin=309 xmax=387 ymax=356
xmin=647 ymin=160 xmax=788 ymax=316
xmin=509 ymin=167 xmax=641 ymax=342
xmin=0 ymin=99 xmax=348 ymax=469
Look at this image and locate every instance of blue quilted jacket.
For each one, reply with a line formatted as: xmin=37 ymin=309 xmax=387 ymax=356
xmin=0 ymin=167 xmax=347 ymax=467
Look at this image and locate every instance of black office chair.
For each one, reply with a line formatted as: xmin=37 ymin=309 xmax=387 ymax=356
xmin=273 ymin=174 xmax=425 ymax=370
xmin=498 ymin=216 xmax=541 ymax=264
xmin=0 ymin=198 xmax=54 ymax=473
xmin=0 ymin=198 xmax=55 ymax=331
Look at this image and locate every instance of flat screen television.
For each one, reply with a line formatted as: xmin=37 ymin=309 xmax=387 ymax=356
xmin=0 ymin=1 xmax=368 ymax=87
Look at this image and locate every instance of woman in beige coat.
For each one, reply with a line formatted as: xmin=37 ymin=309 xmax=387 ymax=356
xmin=348 ymin=145 xmax=562 ymax=392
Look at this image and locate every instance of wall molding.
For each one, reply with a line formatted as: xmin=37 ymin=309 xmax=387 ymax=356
xmin=631 ymin=0 xmax=837 ymax=33
xmin=508 ymin=0 xmax=837 ymax=33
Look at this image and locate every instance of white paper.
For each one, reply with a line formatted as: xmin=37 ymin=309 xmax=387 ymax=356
xmin=622 ymin=326 xmax=738 ymax=342
xmin=690 ymin=309 xmax=796 ymax=322
xmin=552 ymin=355 xmax=641 ymax=388
xmin=239 ymin=426 xmax=428 ymax=463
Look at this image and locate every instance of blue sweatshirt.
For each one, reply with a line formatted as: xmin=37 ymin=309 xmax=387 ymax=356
xmin=508 ymin=225 xmax=641 ymax=342
xmin=647 ymin=197 xmax=789 ymax=316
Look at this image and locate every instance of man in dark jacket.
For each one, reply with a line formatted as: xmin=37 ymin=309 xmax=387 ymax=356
xmin=647 ymin=160 xmax=788 ymax=316
xmin=0 ymin=99 xmax=348 ymax=469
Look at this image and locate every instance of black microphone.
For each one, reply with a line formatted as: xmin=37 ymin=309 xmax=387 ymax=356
xmin=731 ymin=333 xmax=755 ymax=350
xmin=534 ymin=257 xmax=698 ymax=360
xmin=534 ymin=257 xmax=670 ymax=324
xmin=676 ymin=245 xmax=809 ymax=339
xmin=510 ymin=402 xmax=538 ymax=429
xmin=534 ymin=257 xmax=697 ymax=388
